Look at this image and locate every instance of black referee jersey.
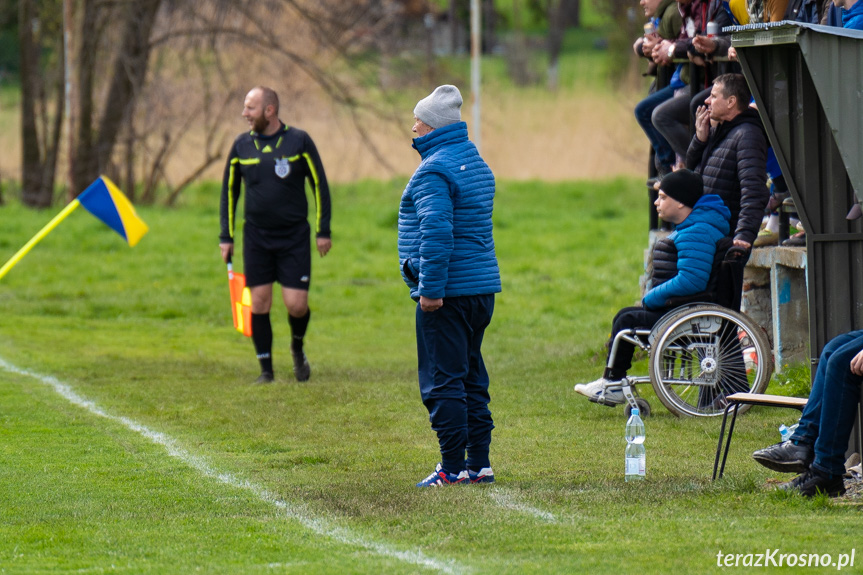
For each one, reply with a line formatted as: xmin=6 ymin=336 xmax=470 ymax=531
xmin=219 ymin=123 xmax=331 ymax=243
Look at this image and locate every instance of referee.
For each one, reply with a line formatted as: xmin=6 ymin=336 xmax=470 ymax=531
xmin=219 ymin=86 xmax=332 ymax=383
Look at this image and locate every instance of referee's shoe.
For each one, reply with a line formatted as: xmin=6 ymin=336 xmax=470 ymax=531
xmin=292 ymin=350 xmax=311 ymax=382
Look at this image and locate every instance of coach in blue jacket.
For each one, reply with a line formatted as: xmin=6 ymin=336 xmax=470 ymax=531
xmin=398 ymin=85 xmax=502 ymax=487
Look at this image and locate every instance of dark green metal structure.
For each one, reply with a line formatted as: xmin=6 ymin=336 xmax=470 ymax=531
xmin=731 ymin=21 xmax=863 ymax=362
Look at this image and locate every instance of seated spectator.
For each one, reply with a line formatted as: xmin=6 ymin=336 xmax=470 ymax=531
xmin=751 ymin=330 xmax=863 ymax=497
xmin=574 ymin=170 xmax=730 ymax=405
xmin=653 ymin=0 xmax=735 ymax=168
xmin=687 ymin=73 xmax=769 ymax=252
xmin=634 ymin=0 xmax=684 ymax=179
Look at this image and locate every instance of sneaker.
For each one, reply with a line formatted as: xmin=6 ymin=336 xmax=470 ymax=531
xmin=468 ymin=467 xmax=495 ymax=484
xmin=778 ymin=469 xmax=846 ymax=497
xmin=416 ymin=463 xmax=470 ymax=487
xmin=752 ymin=441 xmax=813 ymax=473
xmin=573 ymin=377 xmax=625 ymax=406
xmin=292 ymin=350 xmax=311 ymax=382
xmin=254 ymin=371 xmax=274 ymax=384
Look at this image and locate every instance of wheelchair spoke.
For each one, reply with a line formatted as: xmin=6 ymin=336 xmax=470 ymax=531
xmin=648 ymin=305 xmax=774 ymax=417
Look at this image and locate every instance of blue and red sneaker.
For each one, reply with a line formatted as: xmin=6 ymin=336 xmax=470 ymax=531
xmin=416 ymin=463 xmax=470 ymax=487
xmin=468 ymin=467 xmax=495 ymax=484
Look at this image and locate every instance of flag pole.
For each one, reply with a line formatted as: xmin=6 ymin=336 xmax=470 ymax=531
xmin=0 ymin=199 xmax=82 ymax=281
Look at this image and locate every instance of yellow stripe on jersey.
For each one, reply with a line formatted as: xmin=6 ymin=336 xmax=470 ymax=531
xmin=302 ymin=153 xmax=322 ymax=234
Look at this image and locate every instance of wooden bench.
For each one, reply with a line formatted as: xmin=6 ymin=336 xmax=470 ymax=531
xmin=712 ymin=393 xmax=808 ymax=480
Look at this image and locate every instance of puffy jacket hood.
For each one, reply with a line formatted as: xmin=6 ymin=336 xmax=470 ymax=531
xmin=677 ymin=193 xmax=731 ymax=237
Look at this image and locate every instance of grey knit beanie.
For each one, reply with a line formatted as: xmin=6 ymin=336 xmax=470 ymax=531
xmin=414 ymin=85 xmax=462 ymax=129
xmin=660 ymin=169 xmax=703 ymax=208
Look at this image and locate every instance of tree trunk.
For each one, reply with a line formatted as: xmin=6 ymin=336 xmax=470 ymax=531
xmin=449 ymin=0 xmax=458 ymax=54
xmin=94 ymin=0 xmax=163 ymax=175
xmin=482 ymin=0 xmax=495 ymax=53
xmin=70 ymin=0 xmax=99 ymax=198
xmin=20 ymin=0 xmax=47 ymax=207
xmin=40 ymin=58 xmax=65 ymax=206
xmin=70 ymin=0 xmax=163 ymax=198
xmin=547 ymin=0 xmax=565 ymax=90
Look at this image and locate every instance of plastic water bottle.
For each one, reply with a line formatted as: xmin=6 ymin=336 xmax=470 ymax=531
xmin=625 ymin=408 xmax=646 ymax=481
xmin=779 ymin=423 xmax=799 ymax=442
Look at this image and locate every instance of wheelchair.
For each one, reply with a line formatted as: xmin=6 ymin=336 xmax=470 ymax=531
xmin=594 ymin=245 xmax=774 ymax=418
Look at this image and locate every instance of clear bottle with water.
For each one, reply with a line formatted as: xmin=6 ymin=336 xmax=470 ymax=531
xmin=779 ymin=423 xmax=799 ymax=443
xmin=625 ymin=408 xmax=646 ymax=482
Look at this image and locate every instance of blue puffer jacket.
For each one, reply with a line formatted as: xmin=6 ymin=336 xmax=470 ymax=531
xmin=843 ymin=0 xmax=863 ymax=29
xmin=398 ymin=122 xmax=501 ymax=300
xmin=642 ymin=194 xmax=731 ymax=310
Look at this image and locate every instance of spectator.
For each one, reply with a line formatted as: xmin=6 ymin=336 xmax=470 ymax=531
xmin=634 ymin=0 xmax=684 ymax=180
xmin=751 ymin=330 xmax=863 ymax=497
xmin=653 ymin=0 xmax=735 ymax=167
xmin=687 ymin=73 xmax=769 ymax=251
xmin=574 ymin=170 xmax=730 ymax=405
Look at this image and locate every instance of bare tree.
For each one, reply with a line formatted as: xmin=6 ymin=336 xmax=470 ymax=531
xmin=23 ymin=0 xmax=405 ymax=206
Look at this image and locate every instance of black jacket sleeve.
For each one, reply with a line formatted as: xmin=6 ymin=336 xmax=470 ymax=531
xmin=219 ymin=141 xmax=242 ymax=243
xmin=302 ymin=133 xmax=332 ymax=238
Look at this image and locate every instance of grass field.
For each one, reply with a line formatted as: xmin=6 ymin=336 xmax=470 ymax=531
xmin=0 ymin=177 xmax=858 ymax=575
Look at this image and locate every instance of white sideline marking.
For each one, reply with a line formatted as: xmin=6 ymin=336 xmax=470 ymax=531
xmin=486 ymin=489 xmax=557 ymax=523
xmin=0 ymin=358 xmax=465 ymax=575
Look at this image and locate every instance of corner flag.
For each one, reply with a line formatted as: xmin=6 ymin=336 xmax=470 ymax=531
xmin=0 ymin=176 xmax=148 ymax=281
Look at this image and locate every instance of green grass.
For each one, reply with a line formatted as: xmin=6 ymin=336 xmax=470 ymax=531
xmin=0 ymin=177 xmax=857 ymax=575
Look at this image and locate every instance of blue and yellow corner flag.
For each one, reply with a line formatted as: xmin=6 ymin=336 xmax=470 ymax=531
xmin=78 ymin=176 xmax=149 ymax=247
xmin=0 ymin=175 xmax=148 ymax=281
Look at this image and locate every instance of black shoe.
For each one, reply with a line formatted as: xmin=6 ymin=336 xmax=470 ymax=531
xmin=292 ymin=350 xmax=311 ymax=382
xmin=254 ymin=371 xmax=274 ymax=384
xmin=781 ymin=233 xmax=806 ymax=247
xmin=778 ymin=469 xmax=846 ymax=497
xmin=752 ymin=441 xmax=813 ymax=473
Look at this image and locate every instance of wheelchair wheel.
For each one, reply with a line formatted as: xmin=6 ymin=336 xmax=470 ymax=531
xmin=648 ymin=304 xmax=773 ymax=417
xmin=625 ymin=398 xmax=652 ymax=419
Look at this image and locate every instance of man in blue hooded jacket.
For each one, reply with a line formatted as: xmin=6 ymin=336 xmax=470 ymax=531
xmin=575 ymin=169 xmax=731 ymax=405
xmin=398 ymin=85 xmax=502 ymax=487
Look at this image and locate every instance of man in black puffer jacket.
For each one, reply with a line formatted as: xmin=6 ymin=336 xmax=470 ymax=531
xmin=686 ymin=73 xmax=768 ymax=251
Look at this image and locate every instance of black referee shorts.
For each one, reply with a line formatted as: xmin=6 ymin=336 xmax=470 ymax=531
xmin=243 ymin=222 xmax=311 ymax=290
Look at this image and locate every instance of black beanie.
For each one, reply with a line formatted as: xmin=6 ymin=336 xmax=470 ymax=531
xmin=660 ymin=169 xmax=703 ymax=208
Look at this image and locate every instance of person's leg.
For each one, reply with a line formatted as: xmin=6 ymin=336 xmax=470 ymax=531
xmin=416 ymin=297 xmax=471 ymax=476
xmin=810 ymin=331 xmax=863 ymax=477
xmin=275 ymin=223 xmax=313 ymax=381
xmin=245 ymin=224 xmax=279 ymax=381
xmin=653 ymin=86 xmax=693 ymax=160
xmin=249 ymin=285 xmax=275 ymax=379
xmin=463 ymin=295 xmax=495 ymax=475
xmin=634 ymin=85 xmax=677 ymax=173
xmin=607 ymin=306 xmax=668 ymax=378
xmin=792 ymin=331 xmax=863 ymax=445
xmin=753 ymin=330 xmax=863 ymax=473
xmin=282 ymin=287 xmax=310 ymax=350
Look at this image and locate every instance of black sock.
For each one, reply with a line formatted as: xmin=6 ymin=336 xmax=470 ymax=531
xmin=251 ymin=313 xmax=273 ymax=374
xmin=288 ymin=309 xmax=310 ymax=353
